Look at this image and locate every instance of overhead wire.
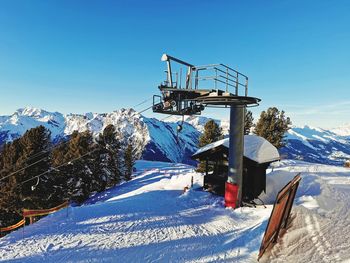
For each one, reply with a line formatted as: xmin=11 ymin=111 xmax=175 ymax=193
xmin=0 ymin=156 xmax=49 ymax=182
xmin=15 ymin=139 xmax=70 ymax=166
xmin=132 ymin=98 xmax=152 ymax=109
xmin=132 ymin=104 xmax=153 ymax=116
xmin=0 ymin=138 xmax=72 ymax=183
xmin=18 ymin=146 xmax=101 ymax=187
xmin=1 ymin=98 xmax=154 ymax=183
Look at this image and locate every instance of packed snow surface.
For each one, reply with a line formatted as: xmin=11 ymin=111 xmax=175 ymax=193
xmin=1 ymin=160 xmax=350 ymax=262
xmin=194 ymin=135 xmax=280 ymax=164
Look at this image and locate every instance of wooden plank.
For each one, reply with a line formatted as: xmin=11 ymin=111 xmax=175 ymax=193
xmin=0 ymin=218 xmax=25 ymax=232
xmin=23 ymin=201 xmax=69 ymax=218
xmin=258 ymin=174 xmax=301 ymax=260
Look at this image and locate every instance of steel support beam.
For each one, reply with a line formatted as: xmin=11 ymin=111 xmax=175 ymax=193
xmin=227 ymin=105 xmax=245 ymax=207
xmin=166 ymin=60 xmax=173 ymax=87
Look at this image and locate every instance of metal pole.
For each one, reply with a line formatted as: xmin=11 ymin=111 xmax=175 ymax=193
xmin=166 ymin=61 xmax=173 ymax=87
xmin=179 ymin=68 xmax=182 ymax=89
xmin=227 ymin=105 xmax=245 ymax=207
xmin=175 ymin=72 xmax=178 ymax=88
xmin=186 ymin=66 xmax=191 ymax=89
xmin=195 ymin=70 xmax=199 ymax=90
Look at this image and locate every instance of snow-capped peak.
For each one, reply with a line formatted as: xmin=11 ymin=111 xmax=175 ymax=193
xmin=2 ymin=107 xmax=350 ymax=166
xmin=331 ymin=123 xmax=350 ymax=136
xmin=0 ymin=107 xmax=200 ymax=165
xmin=15 ymin=107 xmax=50 ymax=118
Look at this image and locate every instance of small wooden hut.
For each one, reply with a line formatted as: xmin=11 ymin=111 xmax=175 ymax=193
xmin=192 ymin=135 xmax=280 ymax=202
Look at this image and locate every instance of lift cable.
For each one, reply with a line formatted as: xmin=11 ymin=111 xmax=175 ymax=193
xmin=18 ymin=147 xmax=101 ymax=187
xmin=0 ymin=156 xmax=50 ymax=183
xmin=1 ymin=102 xmax=152 ymax=183
xmin=13 ymin=139 xmax=71 ymax=167
xmin=132 ymin=98 xmax=152 ymax=109
xmin=0 ymin=138 xmax=73 ymax=183
xmin=135 ymin=105 xmax=153 ymax=115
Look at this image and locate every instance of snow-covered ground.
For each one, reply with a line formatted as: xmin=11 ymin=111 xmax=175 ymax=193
xmin=0 ymin=160 xmax=349 ymax=262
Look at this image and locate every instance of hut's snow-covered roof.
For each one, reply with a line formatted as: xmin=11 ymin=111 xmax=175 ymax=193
xmin=193 ymin=135 xmax=280 ymax=164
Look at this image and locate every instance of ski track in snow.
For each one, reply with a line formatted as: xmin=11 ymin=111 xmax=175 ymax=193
xmin=0 ymin=160 xmax=350 ymax=262
xmin=261 ymin=160 xmax=350 ymax=263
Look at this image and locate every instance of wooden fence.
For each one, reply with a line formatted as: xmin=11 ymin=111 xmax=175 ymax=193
xmin=0 ymin=200 xmax=69 ymax=237
xmin=23 ymin=201 xmax=69 ymax=224
xmin=0 ymin=218 xmax=25 ymax=236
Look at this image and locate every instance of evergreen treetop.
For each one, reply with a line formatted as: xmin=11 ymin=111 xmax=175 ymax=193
xmin=198 ymin=120 xmax=223 ymax=147
xmin=253 ymin=107 xmax=292 ymax=149
xmin=197 ymin=120 xmax=223 ymax=173
xmin=0 ymin=124 xmax=129 ymax=227
xmin=244 ymin=110 xmax=254 ymax=135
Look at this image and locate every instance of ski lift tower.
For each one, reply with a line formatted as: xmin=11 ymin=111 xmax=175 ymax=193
xmin=153 ymin=54 xmax=261 ymax=208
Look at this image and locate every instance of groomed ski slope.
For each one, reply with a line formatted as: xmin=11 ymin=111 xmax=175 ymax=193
xmin=0 ymin=160 xmax=350 ymax=262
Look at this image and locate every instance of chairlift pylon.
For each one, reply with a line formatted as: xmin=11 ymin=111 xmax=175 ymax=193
xmin=152 ymin=54 xmax=261 ymax=208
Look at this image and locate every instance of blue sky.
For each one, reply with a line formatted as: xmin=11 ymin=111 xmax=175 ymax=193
xmin=0 ymin=0 xmax=349 ymax=128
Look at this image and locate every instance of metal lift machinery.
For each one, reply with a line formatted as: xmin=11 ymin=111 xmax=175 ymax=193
xmin=153 ymin=54 xmax=261 ymax=208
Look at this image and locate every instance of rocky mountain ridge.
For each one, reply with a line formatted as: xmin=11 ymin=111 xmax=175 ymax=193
xmin=1 ymin=107 xmax=349 ymax=166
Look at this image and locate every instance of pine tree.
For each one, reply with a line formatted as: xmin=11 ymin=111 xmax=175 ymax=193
xmin=50 ymin=138 xmax=70 ymax=202
xmin=124 ymin=141 xmax=135 ymax=181
xmin=0 ymin=126 xmax=52 ymax=226
xmin=65 ymin=130 xmax=96 ymax=203
xmin=97 ymin=124 xmax=121 ymax=188
xmin=50 ymin=130 xmax=96 ymax=203
xmin=244 ymin=110 xmax=254 ymax=135
xmin=197 ymin=120 xmax=223 ymax=172
xmin=199 ymin=120 xmax=223 ymax=147
xmin=17 ymin=126 xmax=52 ymax=209
xmin=0 ymin=125 xmax=128 ymax=225
xmin=253 ymin=107 xmax=292 ymax=149
xmin=0 ymin=140 xmax=23 ymax=226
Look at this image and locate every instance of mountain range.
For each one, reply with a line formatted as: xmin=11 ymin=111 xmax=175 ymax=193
xmin=1 ymin=107 xmax=350 ymax=166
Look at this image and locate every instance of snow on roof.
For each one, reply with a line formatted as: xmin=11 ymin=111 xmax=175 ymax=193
xmin=193 ymin=135 xmax=280 ymax=164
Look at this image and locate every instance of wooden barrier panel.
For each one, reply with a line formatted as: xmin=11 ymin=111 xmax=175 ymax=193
xmin=1 ymin=201 xmax=69 ymax=237
xmin=0 ymin=218 xmax=25 ymax=233
xmin=23 ymin=201 xmax=69 ymax=218
xmin=258 ymin=173 xmax=301 ymax=260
